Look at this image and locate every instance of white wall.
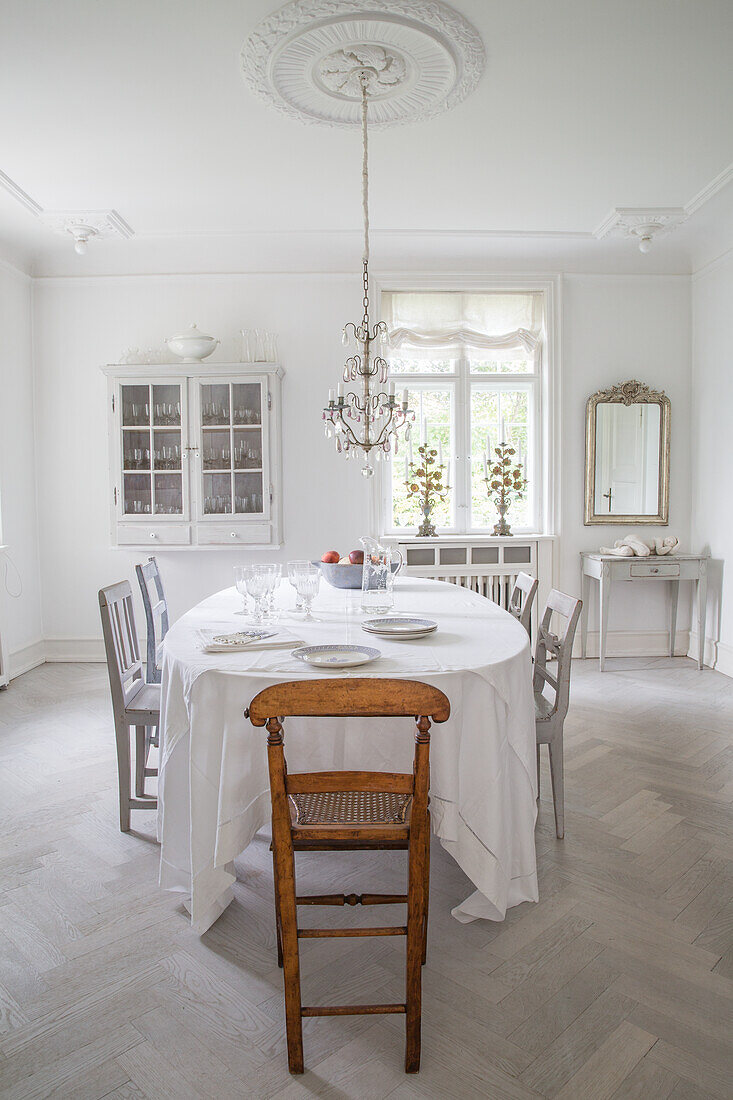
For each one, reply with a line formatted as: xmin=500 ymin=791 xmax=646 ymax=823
xmin=691 ymin=253 xmax=733 ymax=676
xmin=0 ymin=261 xmax=43 ymax=676
xmin=32 ymin=273 xmax=376 ymax=651
xmin=29 ymin=268 xmax=694 ymax=659
xmin=561 ymin=274 xmax=693 ymax=654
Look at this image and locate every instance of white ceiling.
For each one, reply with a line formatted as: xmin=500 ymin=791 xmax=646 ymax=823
xmin=1 ymin=0 xmax=732 ymax=275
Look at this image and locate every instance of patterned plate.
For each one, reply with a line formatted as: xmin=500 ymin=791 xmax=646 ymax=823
xmin=361 ymin=617 xmax=437 ymax=637
xmin=292 ymin=644 xmax=381 ymax=668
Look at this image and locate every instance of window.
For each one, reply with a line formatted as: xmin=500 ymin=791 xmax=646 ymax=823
xmin=381 ymin=290 xmax=545 ymax=535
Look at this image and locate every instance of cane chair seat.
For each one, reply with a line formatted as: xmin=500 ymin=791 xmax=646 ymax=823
xmin=289 ymin=789 xmax=412 ymax=828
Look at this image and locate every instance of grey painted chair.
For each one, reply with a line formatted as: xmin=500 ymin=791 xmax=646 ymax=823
xmin=135 ymin=556 xmax=169 ymax=685
xmin=509 ymin=571 xmax=538 ymax=636
xmin=99 ymin=580 xmax=160 ymax=831
xmin=534 ymin=589 xmax=582 ymax=839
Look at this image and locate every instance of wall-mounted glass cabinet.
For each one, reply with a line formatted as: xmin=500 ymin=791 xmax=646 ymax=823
xmin=103 ymin=364 xmax=283 ymax=547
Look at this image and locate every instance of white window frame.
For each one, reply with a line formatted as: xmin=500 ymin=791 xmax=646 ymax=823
xmin=372 ymin=276 xmax=560 ymax=539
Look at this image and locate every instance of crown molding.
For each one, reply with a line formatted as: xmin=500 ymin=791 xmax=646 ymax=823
xmin=0 ymin=169 xmax=42 ymax=216
xmin=0 ymin=253 xmax=32 ymax=281
xmin=685 ymin=161 xmax=733 ymax=216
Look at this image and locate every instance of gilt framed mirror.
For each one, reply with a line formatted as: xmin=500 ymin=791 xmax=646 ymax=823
xmin=584 ymin=380 xmax=670 ymax=525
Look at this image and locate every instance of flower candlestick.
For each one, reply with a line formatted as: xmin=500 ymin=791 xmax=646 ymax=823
xmin=484 ymin=441 xmax=527 ymax=536
xmin=405 ymin=445 xmax=451 ymax=537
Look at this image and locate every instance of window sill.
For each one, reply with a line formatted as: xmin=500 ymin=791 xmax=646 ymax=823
xmin=384 ymin=532 xmax=557 ymax=542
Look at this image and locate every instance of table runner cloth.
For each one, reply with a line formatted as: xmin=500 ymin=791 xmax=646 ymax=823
xmin=158 ymin=577 xmax=538 ymax=933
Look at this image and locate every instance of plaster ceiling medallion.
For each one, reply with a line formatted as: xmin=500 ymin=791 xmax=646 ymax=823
xmin=40 ymin=209 xmax=134 ymax=254
xmin=594 ymin=207 xmax=687 ymax=252
xmin=240 ymin=0 xmax=485 ymax=128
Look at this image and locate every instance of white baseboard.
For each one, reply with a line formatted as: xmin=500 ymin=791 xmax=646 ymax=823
xmin=44 ymin=637 xmax=107 ymax=663
xmin=6 ymin=636 xmax=146 ymax=680
xmin=688 ymin=632 xmax=733 ymax=678
xmin=575 ymin=629 xmax=690 ymax=660
xmin=8 ymin=639 xmax=46 ymax=679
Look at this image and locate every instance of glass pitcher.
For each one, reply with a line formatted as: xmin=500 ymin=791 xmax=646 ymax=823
xmin=360 ymin=536 xmax=404 ymax=614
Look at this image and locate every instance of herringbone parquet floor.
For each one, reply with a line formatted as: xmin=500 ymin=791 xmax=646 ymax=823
xmin=1 ymin=658 xmax=732 ymax=1099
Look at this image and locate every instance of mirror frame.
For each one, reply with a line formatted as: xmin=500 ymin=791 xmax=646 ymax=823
xmin=584 ymin=379 xmax=671 ymax=525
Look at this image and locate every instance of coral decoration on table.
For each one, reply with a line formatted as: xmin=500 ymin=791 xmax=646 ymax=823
xmin=599 ymin=535 xmax=679 ymax=556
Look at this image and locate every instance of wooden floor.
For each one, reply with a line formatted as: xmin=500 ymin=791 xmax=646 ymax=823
xmin=0 ymin=658 xmax=732 ymax=1099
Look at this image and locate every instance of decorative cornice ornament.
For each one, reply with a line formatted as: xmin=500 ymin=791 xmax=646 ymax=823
xmin=589 ymin=379 xmax=668 ymax=406
xmin=594 ymin=207 xmax=687 ymax=252
xmin=240 ymin=0 xmax=485 ymax=129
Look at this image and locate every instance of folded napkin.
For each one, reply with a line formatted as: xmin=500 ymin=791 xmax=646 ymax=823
xmin=197 ymin=628 xmax=304 ymax=654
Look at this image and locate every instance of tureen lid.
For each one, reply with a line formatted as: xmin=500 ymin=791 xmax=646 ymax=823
xmin=167 ymin=323 xmax=216 ymax=342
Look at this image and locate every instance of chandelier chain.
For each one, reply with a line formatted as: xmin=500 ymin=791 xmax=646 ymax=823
xmin=322 ymin=64 xmax=413 ymax=476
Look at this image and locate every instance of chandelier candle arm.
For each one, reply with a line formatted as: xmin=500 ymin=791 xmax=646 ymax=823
xmin=323 ymin=65 xmax=413 ymax=478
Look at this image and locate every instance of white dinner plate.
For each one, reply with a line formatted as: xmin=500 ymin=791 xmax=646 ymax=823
xmin=292 ymin=644 xmax=381 ymax=668
xmin=361 ymin=616 xmax=437 ymax=637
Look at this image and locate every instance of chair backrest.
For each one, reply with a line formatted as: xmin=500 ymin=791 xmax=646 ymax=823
xmin=509 ymin=571 xmax=538 ymax=635
xmin=533 ymin=589 xmax=582 ymax=722
xmin=249 ymin=679 xmax=450 ymax=828
xmin=99 ymin=580 xmax=144 ymax=718
xmin=135 ymin=556 xmax=169 ymax=684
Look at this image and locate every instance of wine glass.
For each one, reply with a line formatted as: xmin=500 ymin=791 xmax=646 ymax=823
xmin=243 ymin=567 xmax=270 ymax=623
xmin=287 ymin=560 xmax=311 ymax=612
xmin=234 ymin=565 xmax=251 ymax=614
xmin=263 ymin=563 xmax=282 ymax=621
xmin=293 ymin=564 xmax=321 ymax=620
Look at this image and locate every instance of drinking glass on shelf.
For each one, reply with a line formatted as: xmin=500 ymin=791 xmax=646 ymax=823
xmin=293 ymin=564 xmax=320 ymax=620
xmin=287 ymin=560 xmax=311 ymax=611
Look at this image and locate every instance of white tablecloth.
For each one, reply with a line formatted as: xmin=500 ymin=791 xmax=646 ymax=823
xmin=158 ymin=577 xmax=538 ymax=934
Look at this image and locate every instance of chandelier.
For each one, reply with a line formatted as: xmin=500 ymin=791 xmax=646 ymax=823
xmin=322 ymin=65 xmax=414 ymax=478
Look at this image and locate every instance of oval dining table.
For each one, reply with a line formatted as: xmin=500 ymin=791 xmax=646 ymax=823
xmin=158 ymin=575 xmax=538 ymax=935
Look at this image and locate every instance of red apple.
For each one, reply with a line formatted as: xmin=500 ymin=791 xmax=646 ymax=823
xmin=348 ymin=550 xmax=364 ymax=565
xmin=321 ymin=550 xmax=340 ymax=563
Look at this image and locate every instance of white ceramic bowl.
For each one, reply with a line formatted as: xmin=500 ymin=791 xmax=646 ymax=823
xmin=166 ymin=323 xmax=219 ymax=363
xmin=315 ymin=560 xmax=400 ymax=590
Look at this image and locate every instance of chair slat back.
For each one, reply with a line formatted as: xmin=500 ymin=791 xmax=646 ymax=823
xmin=508 ymin=571 xmax=538 ymax=635
xmin=533 ymin=589 xmax=582 ymax=722
xmin=249 ymin=678 xmax=450 ymax=724
xmin=250 ymin=678 xmax=450 ymax=831
xmin=135 ymin=556 xmax=169 ymax=684
xmin=99 ymin=581 xmax=143 ymax=715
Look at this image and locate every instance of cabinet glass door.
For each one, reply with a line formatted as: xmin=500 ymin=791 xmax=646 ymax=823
xmin=121 ymin=383 xmax=184 ymax=516
xmin=197 ymin=380 xmax=266 ymax=517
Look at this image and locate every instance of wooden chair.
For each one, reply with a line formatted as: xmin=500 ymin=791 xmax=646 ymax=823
xmin=135 ymin=556 xmax=169 ymax=685
xmin=509 ymin=571 xmax=538 ymax=636
xmin=534 ymin=589 xmax=582 ymax=839
xmin=248 ymin=678 xmax=451 ymax=1076
xmin=99 ymin=581 xmax=160 ymax=831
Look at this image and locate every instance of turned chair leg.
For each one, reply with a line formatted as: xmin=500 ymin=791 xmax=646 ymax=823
xmin=536 ymin=742 xmax=541 ymax=801
xmin=548 ymin=737 xmax=564 ymax=839
xmin=405 ymin=835 xmax=428 ymax=1072
xmin=422 ymin=822 xmax=430 ymax=966
xmin=272 ymin=851 xmax=283 ymax=969
xmin=274 ymin=848 xmax=304 ymax=1074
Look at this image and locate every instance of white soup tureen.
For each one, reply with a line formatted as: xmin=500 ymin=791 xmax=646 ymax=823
xmin=166 ymin=323 xmax=219 ymax=362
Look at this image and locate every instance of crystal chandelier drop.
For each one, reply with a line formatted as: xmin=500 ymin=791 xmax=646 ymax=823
xmin=322 ymin=68 xmax=414 ymax=479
